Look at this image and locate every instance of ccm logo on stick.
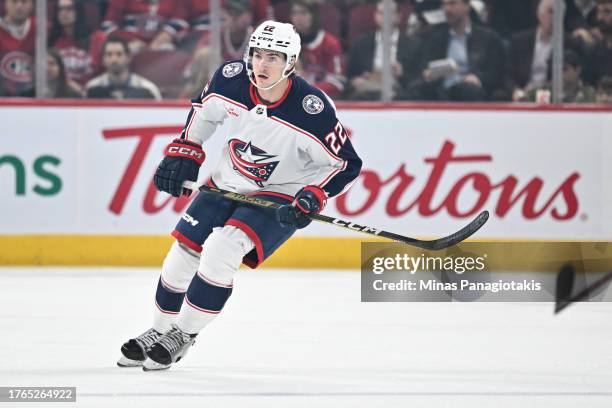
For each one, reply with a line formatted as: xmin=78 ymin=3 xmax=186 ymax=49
xmin=331 ymin=219 xmax=380 ymax=234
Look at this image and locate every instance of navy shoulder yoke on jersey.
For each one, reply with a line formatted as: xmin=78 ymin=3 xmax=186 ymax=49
xmin=194 ymin=60 xmax=251 ymax=106
xmin=270 ymin=75 xmax=338 ymax=142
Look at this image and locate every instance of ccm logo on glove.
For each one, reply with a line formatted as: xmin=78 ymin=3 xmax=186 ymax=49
xmin=154 ymin=139 xmax=206 ymax=197
xmin=166 ymin=143 xmax=206 ymax=165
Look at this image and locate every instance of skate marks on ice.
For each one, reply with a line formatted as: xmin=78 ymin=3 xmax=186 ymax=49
xmin=0 ymin=267 xmax=611 ymax=407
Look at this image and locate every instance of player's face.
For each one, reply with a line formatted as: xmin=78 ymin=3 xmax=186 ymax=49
xmin=103 ymin=43 xmax=130 ymax=74
xmin=252 ymin=49 xmax=287 ymax=87
xmin=5 ymin=0 xmax=33 ymax=23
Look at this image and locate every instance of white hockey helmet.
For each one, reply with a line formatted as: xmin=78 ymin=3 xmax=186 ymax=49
xmin=244 ymin=20 xmax=301 ymax=90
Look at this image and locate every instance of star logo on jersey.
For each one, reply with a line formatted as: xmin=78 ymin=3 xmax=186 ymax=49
xmin=228 ymin=139 xmax=280 ymax=187
xmin=222 ymin=62 xmax=243 ymax=78
xmin=302 ymin=94 xmax=324 ymax=114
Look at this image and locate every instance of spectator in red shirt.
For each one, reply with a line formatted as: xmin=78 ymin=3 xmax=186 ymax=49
xmin=0 ymin=0 xmax=36 ymax=96
xmin=290 ymin=0 xmax=345 ymax=97
xmin=49 ymin=0 xmax=106 ymax=85
xmin=100 ymin=0 xmax=175 ymax=54
xmin=150 ymin=0 xmax=272 ymax=51
xmin=44 ymin=49 xmax=84 ymax=97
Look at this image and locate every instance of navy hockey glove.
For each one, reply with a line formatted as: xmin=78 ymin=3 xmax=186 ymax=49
xmin=154 ymin=139 xmax=206 ymax=197
xmin=276 ymin=186 xmax=327 ymax=229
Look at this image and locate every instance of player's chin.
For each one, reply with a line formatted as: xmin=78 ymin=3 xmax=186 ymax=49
xmin=255 ymin=74 xmax=270 ymax=86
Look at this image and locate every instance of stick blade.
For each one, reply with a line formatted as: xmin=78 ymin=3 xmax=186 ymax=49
xmin=555 ymin=264 xmax=575 ymax=314
xmin=424 ymin=210 xmax=490 ymax=251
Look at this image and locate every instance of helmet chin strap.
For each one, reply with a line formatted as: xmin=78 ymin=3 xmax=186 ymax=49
xmin=248 ymin=74 xmax=287 ymax=91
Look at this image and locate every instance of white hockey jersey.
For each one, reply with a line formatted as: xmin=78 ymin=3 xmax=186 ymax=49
xmin=180 ymin=60 xmax=362 ymax=199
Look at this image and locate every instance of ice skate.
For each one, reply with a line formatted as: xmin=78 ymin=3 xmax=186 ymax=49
xmin=117 ymin=328 xmax=162 ymax=367
xmin=142 ymin=325 xmax=197 ymax=371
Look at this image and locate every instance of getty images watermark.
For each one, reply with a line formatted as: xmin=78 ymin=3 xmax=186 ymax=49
xmin=361 ymin=243 xmax=555 ymax=302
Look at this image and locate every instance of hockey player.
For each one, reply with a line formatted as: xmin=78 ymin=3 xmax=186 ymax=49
xmin=117 ymin=20 xmax=362 ymax=371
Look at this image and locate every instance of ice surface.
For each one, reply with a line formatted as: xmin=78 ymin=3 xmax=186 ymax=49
xmin=0 ymin=267 xmax=611 ymax=408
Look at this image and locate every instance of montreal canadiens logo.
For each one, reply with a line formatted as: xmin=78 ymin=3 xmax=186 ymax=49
xmin=228 ymin=139 xmax=279 ymax=187
xmin=222 ymin=62 xmax=243 ymax=78
xmin=0 ymin=51 xmax=33 ymax=82
xmin=302 ymin=95 xmax=324 ymax=114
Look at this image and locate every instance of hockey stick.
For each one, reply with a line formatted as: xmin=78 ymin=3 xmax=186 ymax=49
xmin=555 ymin=264 xmax=612 ymax=314
xmin=555 ymin=265 xmax=612 ymax=314
xmin=182 ymin=181 xmax=489 ymax=250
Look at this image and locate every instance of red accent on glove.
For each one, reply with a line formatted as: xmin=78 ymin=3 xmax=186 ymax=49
xmin=165 ymin=139 xmax=206 ymax=166
xmin=295 ymin=185 xmax=327 ymax=213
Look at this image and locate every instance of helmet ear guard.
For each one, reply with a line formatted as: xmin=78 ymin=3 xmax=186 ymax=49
xmin=244 ymin=20 xmax=301 ymax=91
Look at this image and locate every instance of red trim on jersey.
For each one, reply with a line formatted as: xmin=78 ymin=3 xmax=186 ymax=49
xmin=160 ymin=276 xmax=186 ymax=293
xmin=196 ymin=271 xmax=234 ymax=288
xmin=171 ymin=230 xmax=203 ymax=253
xmin=185 ymin=109 xmax=197 ymax=141
xmin=185 ymin=297 xmax=221 ymax=314
xmin=155 ymin=300 xmax=179 ymax=315
xmin=225 ymin=219 xmax=264 ymax=269
xmin=270 ymin=115 xmax=344 ymax=163
xmin=249 ymin=78 xmax=293 ymax=109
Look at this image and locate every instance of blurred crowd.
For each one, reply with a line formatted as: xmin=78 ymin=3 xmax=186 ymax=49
xmin=0 ymin=0 xmax=611 ymax=103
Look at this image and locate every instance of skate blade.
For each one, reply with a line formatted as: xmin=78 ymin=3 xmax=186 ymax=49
xmin=117 ymin=356 xmax=144 ymax=367
xmin=142 ymin=358 xmax=171 ymax=371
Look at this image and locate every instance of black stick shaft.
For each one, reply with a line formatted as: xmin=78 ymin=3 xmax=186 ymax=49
xmin=182 ymin=181 xmax=488 ymax=250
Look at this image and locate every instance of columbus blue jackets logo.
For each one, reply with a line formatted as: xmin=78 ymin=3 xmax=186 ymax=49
xmin=222 ymin=62 xmax=243 ymax=78
xmin=228 ymin=139 xmax=279 ymax=187
xmin=302 ymin=95 xmax=324 ymax=114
